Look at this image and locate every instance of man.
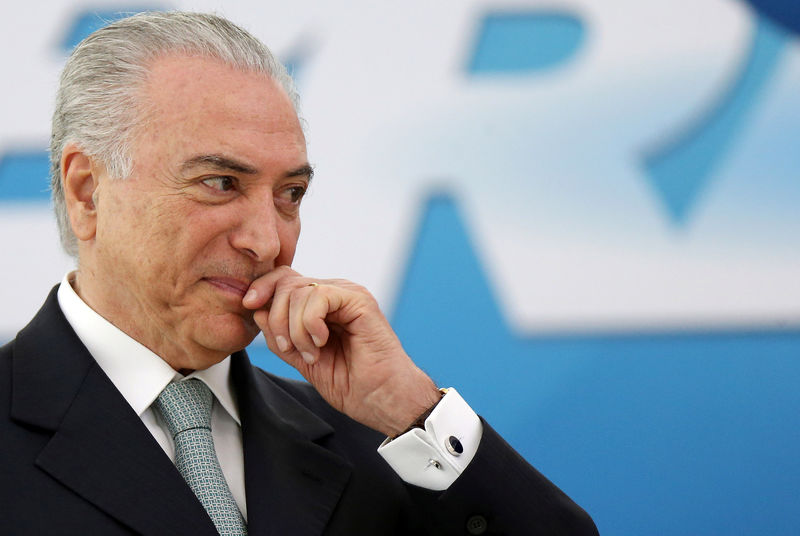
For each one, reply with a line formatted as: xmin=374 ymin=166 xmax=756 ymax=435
xmin=0 ymin=12 xmax=597 ymax=535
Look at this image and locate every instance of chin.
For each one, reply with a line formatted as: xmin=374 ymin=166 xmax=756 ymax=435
xmin=194 ymin=312 xmax=261 ymax=356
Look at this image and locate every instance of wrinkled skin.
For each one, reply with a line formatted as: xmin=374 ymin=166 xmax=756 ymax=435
xmin=63 ymin=54 xmax=439 ymax=435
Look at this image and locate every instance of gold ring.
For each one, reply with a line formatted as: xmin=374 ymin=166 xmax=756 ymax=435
xmin=308 ymin=282 xmax=319 ymax=287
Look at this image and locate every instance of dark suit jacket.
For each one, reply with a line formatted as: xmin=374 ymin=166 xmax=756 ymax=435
xmin=1 ymin=287 xmax=598 ymax=535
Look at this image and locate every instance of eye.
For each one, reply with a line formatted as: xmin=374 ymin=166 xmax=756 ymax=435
xmin=276 ymin=184 xmax=307 ymax=206
xmin=201 ymin=176 xmax=236 ymax=192
xmin=288 ymin=185 xmax=306 ymax=203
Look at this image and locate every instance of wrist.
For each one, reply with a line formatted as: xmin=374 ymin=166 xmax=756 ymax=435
xmin=367 ymin=367 xmax=441 ymax=437
xmin=392 ymin=387 xmax=448 ymax=439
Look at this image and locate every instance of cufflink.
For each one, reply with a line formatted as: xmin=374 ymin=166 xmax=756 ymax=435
xmin=445 ymin=435 xmax=463 ymax=456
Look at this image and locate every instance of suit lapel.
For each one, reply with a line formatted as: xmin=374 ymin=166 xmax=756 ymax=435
xmin=233 ymin=353 xmax=352 ymax=536
xmin=12 ymin=287 xmax=353 ymax=535
xmin=11 ymin=287 xmax=218 ymax=536
xmin=36 ymin=364 xmax=218 ymax=536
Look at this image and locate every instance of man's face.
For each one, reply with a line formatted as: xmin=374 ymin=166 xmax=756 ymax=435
xmin=81 ymin=54 xmax=310 ymax=370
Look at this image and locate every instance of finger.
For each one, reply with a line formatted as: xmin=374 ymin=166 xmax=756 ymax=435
xmin=266 ymin=275 xmax=329 ymax=353
xmin=258 ymin=312 xmax=309 ymax=372
xmin=253 ymin=308 xmax=269 ymax=331
xmin=242 ymin=265 xmax=298 ymax=309
xmin=302 ymin=286 xmax=338 ymax=348
xmin=288 ymin=286 xmax=319 ymax=364
xmin=266 ymin=277 xmax=296 ymax=354
xmin=256 ymin=312 xmax=281 ymax=356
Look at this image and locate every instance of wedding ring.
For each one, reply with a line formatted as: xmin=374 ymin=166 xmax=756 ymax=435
xmin=307 ymin=282 xmax=319 ymax=287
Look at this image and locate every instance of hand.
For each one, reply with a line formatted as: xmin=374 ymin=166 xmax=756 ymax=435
xmin=242 ymin=266 xmax=441 ymax=437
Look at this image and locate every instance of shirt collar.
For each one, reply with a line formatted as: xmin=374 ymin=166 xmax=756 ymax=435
xmin=56 ymin=272 xmax=240 ymax=424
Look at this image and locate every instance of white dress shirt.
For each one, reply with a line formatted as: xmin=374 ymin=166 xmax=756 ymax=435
xmin=56 ymin=272 xmax=482 ymax=511
xmin=57 ymin=275 xmax=249 ymax=517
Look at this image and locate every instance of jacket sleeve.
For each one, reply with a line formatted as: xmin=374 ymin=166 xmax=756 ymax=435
xmin=403 ymin=419 xmax=599 ymax=536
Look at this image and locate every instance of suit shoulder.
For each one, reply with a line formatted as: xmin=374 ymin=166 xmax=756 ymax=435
xmin=1 ymin=338 xmax=12 ymax=359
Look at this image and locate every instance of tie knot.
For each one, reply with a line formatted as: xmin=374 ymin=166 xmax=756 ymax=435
xmin=156 ymin=379 xmax=213 ymax=438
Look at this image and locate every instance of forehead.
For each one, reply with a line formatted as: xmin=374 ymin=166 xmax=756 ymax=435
xmin=133 ymin=54 xmax=306 ymax=170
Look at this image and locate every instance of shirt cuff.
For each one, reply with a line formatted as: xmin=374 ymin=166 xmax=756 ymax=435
xmin=377 ymin=388 xmax=482 ymax=491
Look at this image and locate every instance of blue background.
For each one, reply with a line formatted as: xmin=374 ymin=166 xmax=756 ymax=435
xmin=2 ymin=2 xmax=799 ymax=534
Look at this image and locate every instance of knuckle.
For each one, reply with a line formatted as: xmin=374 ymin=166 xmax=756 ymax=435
xmin=353 ymin=284 xmax=370 ymax=295
xmin=290 ymin=286 xmax=308 ymax=299
xmin=276 ymin=265 xmax=295 ymax=276
xmin=267 ymin=313 xmax=285 ymax=333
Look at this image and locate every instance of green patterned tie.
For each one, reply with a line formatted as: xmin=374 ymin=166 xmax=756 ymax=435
xmin=156 ymin=379 xmax=247 ymax=536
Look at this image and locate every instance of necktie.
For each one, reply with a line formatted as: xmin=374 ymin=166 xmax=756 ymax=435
xmin=155 ymin=379 xmax=247 ymax=536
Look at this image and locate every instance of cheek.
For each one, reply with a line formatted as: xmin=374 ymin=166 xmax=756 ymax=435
xmin=95 ymin=191 xmax=147 ymax=258
xmin=277 ymin=220 xmax=301 ymax=265
xmin=173 ymin=206 xmax=243 ymax=263
xmin=140 ymin=208 xmax=187 ymax=258
xmin=117 ymin=198 xmax=204 ymax=278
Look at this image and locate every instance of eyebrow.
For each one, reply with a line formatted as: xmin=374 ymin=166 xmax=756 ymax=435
xmin=181 ymin=154 xmax=258 ymax=174
xmin=180 ymin=154 xmax=314 ymax=182
xmin=288 ymin=164 xmax=315 ymax=182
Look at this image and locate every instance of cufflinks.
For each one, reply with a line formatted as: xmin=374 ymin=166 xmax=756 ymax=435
xmin=427 ymin=435 xmax=464 ymax=471
xmin=445 ymin=435 xmax=463 ymax=456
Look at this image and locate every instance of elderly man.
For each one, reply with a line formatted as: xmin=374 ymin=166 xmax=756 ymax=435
xmin=0 ymin=12 xmax=597 ymax=536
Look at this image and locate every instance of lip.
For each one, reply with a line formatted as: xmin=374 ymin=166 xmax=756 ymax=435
xmin=203 ymin=276 xmax=251 ymax=298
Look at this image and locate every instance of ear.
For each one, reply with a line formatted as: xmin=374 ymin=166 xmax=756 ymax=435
xmin=61 ymin=143 xmax=101 ymax=242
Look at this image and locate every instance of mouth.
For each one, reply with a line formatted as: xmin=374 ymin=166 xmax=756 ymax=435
xmin=202 ymin=276 xmax=251 ymax=299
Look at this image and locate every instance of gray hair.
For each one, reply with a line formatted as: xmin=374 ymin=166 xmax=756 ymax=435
xmin=50 ymin=11 xmax=299 ymax=257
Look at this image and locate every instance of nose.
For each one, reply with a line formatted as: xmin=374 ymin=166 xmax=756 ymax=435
xmin=229 ymin=195 xmax=282 ymax=262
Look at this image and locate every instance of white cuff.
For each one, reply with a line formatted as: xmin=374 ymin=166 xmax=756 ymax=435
xmin=377 ymin=388 xmax=482 ymax=491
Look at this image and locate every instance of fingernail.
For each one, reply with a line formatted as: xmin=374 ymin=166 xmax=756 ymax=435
xmin=276 ymin=336 xmax=289 ymax=353
xmin=301 ymin=352 xmax=315 ymax=365
xmin=244 ymin=289 xmax=257 ymax=304
xmin=311 ymin=335 xmax=322 ymax=347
